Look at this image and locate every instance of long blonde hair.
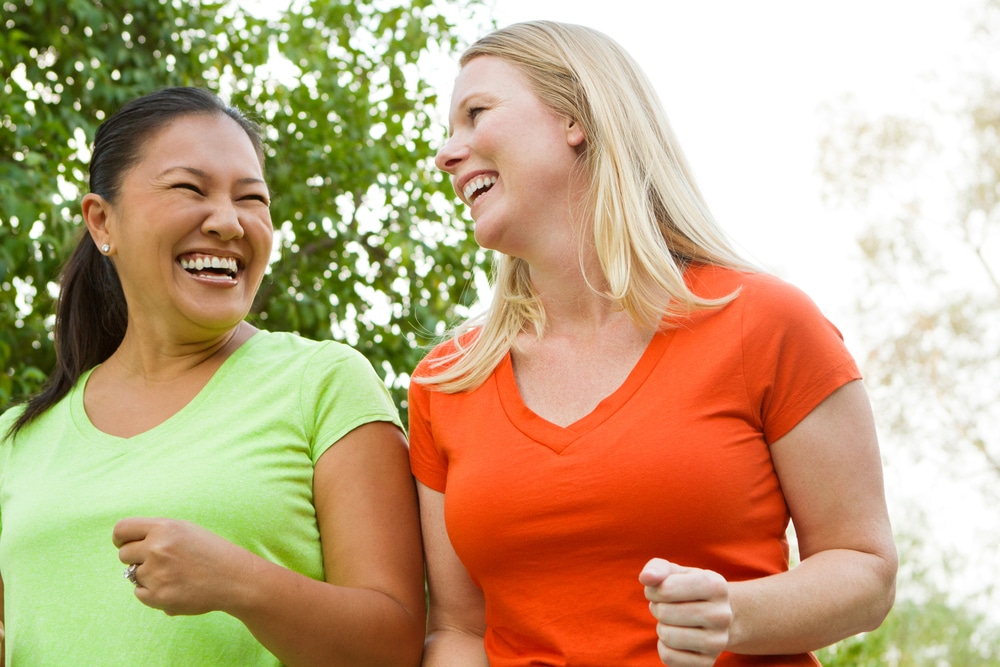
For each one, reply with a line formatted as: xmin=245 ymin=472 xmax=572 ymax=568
xmin=419 ymin=20 xmax=754 ymax=392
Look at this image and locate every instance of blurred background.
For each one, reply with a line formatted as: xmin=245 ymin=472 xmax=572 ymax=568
xmin=2 ymin=0 xmax=997 ymax=662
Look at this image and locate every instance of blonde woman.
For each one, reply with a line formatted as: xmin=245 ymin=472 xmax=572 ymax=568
xmin=409 ymin=21 xmax=897 ymax=667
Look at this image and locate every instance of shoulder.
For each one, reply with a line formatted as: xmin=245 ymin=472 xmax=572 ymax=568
xmin=244 ymin=330 xmax=373 ymax=368
xmin=686 ymin=263 xmax=803 ymax=299
xmin=232 ymin=332 xmax=389 ymax=403
xmin=686 ymin=264 xmax=829 ymax=322
xmin=0 ymin=403 xmax=27 ymax=444
xmin=412 ymin=328 xmax=482 ymax=379
xmin=242 ymin=331 xmax=400 ymax=421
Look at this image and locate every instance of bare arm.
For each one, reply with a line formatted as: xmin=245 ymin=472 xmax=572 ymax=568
xmin=726 ymin=379 xmax=897 ymax=653
xmin=641 ymin=380 xmax=897 ymax=661
xmin=115 ymin=421 xmax=426 ymax=667
xmin=418 ymin=482 xmax=489 ymax=667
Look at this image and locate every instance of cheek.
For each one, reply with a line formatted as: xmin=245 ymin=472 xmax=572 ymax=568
xmin=471 ymin=118 xmax=510 ymax=155
xmin=244 ymin=209 xmax=273 ymax=239
xmin=250 ymin=217 xmax=275 ymax=262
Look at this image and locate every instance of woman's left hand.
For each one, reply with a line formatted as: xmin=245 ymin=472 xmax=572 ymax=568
xmin=639 ymin=558 xmax=732 ymax=667
xmin=114 ymin=517 xmax=252 ymax=616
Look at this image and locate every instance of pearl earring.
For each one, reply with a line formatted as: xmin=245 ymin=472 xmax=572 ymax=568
xmin=101 ymin=244 xmax=110 ymax=254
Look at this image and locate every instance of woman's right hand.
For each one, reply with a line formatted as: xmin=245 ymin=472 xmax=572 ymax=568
xmin=639 ymin=558 xmax=732 ymax=667
xmin=113 ymin=517 xmax=253 ymax=616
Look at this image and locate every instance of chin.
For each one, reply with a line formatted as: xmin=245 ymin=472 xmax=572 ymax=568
xmin=472 ymin=224 xmax=503 ymax=253
xmin=186 ymin=305 xmax=252 ymax=332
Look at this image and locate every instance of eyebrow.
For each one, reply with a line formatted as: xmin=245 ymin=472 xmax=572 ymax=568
xmin=157 ymin=166 xmax=266 ymax=187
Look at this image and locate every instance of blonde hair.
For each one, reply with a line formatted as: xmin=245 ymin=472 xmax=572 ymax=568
xmin=419 ymin=20 xmax=754 ymax=392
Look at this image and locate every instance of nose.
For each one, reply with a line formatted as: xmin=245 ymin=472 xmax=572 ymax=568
xmin=434 ymin=134 xmax=467 ymax=174
xmin=202 ymin=199 xmax=244 ymax=241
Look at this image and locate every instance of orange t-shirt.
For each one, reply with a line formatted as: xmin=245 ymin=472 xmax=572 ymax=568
xmin=409 ymin=265 xmax=860 ymax=666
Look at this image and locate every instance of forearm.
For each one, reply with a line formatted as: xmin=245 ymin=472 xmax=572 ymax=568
xmin=226 ymin=553 xmax=424 ymax=667
xmin=726 ymin=548 xmax=896 ymax=655
xmin=421 ymin=628 xmax=489 ymax=667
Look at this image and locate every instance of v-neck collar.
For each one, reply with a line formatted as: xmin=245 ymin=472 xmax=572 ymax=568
xmin=71 ymin=331 xmax=266 ymax=445
xmin=495 ymin=328 xmax=676 ymax=453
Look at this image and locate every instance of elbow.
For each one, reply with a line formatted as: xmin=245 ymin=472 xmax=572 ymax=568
xmin=861 ymin=545 xmax=899 ymax=632
xmin=860 ymin=581 xmax=896 ymax=634
xmin=395 ymin=609 xmax=429 ymax=667
xmin=356 ymin=601 xmax=427 ymax=667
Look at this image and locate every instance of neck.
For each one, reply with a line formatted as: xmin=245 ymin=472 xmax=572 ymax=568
xmin=107 ymin=320 xmax=256 ymax=385
xmin=525 ymin=262 xmax=640 ymax=339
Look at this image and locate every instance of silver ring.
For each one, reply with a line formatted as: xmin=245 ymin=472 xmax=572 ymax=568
xmin=124 ymin=563 xmax=139 ymax=586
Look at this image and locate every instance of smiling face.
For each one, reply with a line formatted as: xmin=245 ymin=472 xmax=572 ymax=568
xmin=83 ymin=112 xmax=273 ymax=341
xmin=435 ymin=55 xmax=586 ymax=260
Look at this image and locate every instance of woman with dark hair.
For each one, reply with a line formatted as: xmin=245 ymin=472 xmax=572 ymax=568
xmin=0 ymin=87 xmax=425 ymax=667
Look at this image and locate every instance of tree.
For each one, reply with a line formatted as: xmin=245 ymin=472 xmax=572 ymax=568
xmin=816 ymin=0 xmax=999 ymax=492
xmin=0 ymin=0 xmax=488 ymax=418
xmin=815 ymin=0 xmax=1000 ymax=656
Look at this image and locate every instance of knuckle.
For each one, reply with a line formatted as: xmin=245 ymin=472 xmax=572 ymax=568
xmin=707 ymin=605 xmax=733 ymax=628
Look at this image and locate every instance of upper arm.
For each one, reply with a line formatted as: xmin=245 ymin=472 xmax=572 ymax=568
xmin=769 ymin=380 xmax=897 ymax=568
xmin=418 ymin=481 xmax=486 ymax=636
xmin=313 ymin=421 xmax=426 ymax=622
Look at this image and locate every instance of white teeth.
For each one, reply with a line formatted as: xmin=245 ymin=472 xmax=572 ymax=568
xmin=180 ymin=256 xmax=238 ymax=276
xmin=463 ymin=175 xmax=497 ymax=203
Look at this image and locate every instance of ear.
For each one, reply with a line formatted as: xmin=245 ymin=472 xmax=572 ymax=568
xmin=566 ymin=118 xmax=585 ymax=147
xmin=82 ymin=193 xmax=113 ymax=252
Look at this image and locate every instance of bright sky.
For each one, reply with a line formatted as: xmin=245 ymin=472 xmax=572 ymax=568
xmin=442 ymin=0 xmax=980 ymax=333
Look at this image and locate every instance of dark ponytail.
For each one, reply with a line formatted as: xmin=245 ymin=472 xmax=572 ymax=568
xmin=8 ymin=237 xmax=128 ymax=435
xmin=7 ymin=87 xmax=264 ymax=438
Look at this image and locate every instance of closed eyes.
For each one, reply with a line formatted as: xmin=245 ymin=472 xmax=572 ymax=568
xmin=171 ymin=183 xmax=268 ymax=205
xmin=172 ymin=182 xmax=204 ymax=195
xmin=240 ymin=193 xmax=270 ymax=205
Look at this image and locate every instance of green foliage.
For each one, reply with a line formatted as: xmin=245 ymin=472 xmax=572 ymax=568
xmin=0 ymin=0 xmax=488 ymax=419
xmin=815 ymin=524 xmax=1000 ymax=664
xmin=817 ymin=595 xmax=1000 ymax=666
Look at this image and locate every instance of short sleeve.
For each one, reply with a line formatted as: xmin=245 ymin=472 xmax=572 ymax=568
xmin=303 ymin=342 xmax=403 ymax=464
xmin=407 ymin=354 xmax=451 ymax=492
xmin=739 ymin=275 xmax=862 ymax=444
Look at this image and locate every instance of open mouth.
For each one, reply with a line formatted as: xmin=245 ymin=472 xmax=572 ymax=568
xmin=179 ymin=254 xmax=240 ymax=279
xmin=463 ymin=175 xmax=497 ymax=204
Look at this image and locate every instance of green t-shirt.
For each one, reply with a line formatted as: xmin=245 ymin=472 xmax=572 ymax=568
xmin=0 ymin=331 xmax=402 ymax=666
